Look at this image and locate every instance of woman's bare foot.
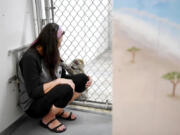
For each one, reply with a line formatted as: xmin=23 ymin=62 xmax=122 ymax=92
xmin=42 ymin=115 xmax=66 ymax=131
xmin=62 ymin=111 xmax=76 ymax=119
xmin=57 ymin=110 xmax=77 ymax=120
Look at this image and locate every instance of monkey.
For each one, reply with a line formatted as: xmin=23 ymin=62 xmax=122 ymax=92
xmin=61 ymin=59 xmax=85 ymax=75
xmin=60 ymin=59 xmax=88 ymax=101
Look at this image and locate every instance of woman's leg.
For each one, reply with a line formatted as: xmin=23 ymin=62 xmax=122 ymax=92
xmin=41 ymin=105 xmax=66 ymax=131
xmin=26 ymin=84 xmax=73 ymax=118
xmin=34 ymin=74 xmax=88 ymax=119
xmin=57 ymin=73 xmax=89 ymax=118
xmin=69 ymin=73 xmax=89 ymax=103
xmin=68 ymin=92 xmax=81 ymax=104
xmin=26 ymin=84 xmax=74 ymax=131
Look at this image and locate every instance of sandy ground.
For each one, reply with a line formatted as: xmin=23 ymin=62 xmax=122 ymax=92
xmin=113 ymin=20 xmax=180 ymax=135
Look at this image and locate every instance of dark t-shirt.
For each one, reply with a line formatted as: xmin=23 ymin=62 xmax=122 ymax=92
xmin=19 ymin=48 xmax=44 ymax=99
xmin=18 ymin=47 xmax=66 ymax=111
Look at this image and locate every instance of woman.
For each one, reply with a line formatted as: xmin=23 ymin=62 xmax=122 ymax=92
xmin=18 ymin=23 xmax=92 ymax=133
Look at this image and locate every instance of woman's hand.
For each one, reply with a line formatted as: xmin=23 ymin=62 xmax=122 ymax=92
xmin=85 ymin=76 xmax=92 ymax=89
xmin=56 ymin=78 xmax=75 ymax=91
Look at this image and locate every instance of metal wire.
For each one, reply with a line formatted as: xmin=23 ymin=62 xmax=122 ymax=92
xmin=47 ymin=0 xmax=112 ymax=104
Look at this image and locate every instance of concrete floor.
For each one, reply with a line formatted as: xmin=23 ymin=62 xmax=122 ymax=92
xmin=8 ymin=109 xmax=112 ymax=135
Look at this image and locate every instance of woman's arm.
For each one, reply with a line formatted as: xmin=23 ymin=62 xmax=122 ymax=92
xmin=43 ymin=79 xmax=59 ymax=94
xmin=21 ymin=54 xmax=75 ymax=98
xmin=43 ymin=78 xmax=75 ymax=94
xmin=20 ymin=54 xmax=44 ymax=99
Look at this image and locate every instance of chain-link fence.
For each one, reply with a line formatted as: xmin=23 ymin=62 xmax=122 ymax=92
xmin=34 ymin=0 xmax=112 ymax=108
xmin=51 ymin=0 xmax=112 ymax=105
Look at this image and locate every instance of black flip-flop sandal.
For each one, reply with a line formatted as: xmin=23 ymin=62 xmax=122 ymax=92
xmin=40 ymin=118 xmax=66 ymax=133
xmin=56 ymin=110 xmax=77 ymax=121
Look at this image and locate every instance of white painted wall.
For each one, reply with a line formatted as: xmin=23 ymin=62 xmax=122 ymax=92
xmin=0 ymin=0 xmax=35 ymax=132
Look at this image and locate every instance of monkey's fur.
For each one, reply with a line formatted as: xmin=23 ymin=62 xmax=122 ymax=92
xmin=61 ymin=59 xmax=85 ymax=75
xmin=61 ymin=59 xmax=88 ymax=100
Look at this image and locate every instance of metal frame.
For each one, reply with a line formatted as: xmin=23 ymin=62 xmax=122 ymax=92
xmin=50 ymin=0 xmax=112 ymax=107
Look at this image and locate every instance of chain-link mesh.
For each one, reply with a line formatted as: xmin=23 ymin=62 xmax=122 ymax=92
xmin=52 ymin=0 xmax=112 ymax=104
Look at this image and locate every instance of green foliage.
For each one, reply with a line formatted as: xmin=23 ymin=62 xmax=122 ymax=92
xmin=163 ymin=72 xmax=180 ymax=81
xmin=127 ymin=46 xmax=140 ymax=52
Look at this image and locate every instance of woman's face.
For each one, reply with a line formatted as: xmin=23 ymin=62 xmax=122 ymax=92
xmin=57 ymin=36 xmax=63 ymax=48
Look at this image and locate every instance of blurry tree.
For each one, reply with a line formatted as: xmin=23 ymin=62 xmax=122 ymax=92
xmin=163 ymin=72 xmax=180 ymax=96
xmin=127 ymin=46 xmax=140 ymax=63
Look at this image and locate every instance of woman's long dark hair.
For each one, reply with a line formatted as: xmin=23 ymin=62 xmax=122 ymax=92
xmin=30 ymin=23 xmax=61 ymax=79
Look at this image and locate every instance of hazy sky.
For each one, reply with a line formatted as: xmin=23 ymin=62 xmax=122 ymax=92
xmin=113 ymin=0 xmax=180 ymax=23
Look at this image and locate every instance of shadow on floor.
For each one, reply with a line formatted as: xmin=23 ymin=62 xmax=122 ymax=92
xmin=9 ymin=109 xmax=112 ymax=135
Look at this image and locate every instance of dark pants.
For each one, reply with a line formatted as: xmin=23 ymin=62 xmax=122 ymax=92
xmin=26 ymin=73 xmax=89 ymax=118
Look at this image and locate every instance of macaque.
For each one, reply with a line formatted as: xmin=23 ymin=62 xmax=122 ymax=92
xmin=61 ymin=59 xmax=85 ymax=75
xmin=61 ymin=59 xmax=88 ymax=100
